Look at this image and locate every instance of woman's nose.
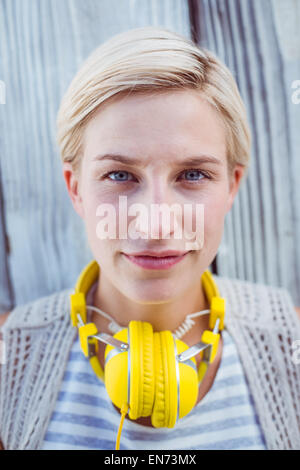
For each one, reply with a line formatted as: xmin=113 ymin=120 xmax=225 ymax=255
xmin=133 ymin=205 xmax=180 ymax=240
xmin=126 ymin=181 xmax=204 ymax=249
xmin=130 ymin=183 xmax=180 ymax=241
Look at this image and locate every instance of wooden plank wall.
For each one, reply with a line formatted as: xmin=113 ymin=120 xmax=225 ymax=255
xmin=190 ymin=0 xmax=300 ymax=304
xmin=0 ymin=0 xmax=191 ymax=309
xmin=0 ymin=0 xmax=299 ymax=313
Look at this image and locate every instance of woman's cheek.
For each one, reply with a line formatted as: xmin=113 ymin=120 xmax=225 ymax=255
xmin=202 ymin=195 xmax=227 ymax=246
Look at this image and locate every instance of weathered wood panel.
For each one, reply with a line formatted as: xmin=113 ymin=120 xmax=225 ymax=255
xmin=190 ymin=0 xmax=300 ymax=304
xmin=1 ymin=0 xmax=299 ymax=312
xmin=0 ymin=165 xmax=14 ymax=312
xmin=0 ymin=0 xmax=191 ymax=309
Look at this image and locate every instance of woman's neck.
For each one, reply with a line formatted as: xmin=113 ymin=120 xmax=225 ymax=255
xmin=88 ymin=271 xmax=222 ymax=428
xmin=90 ymin=270 xmax=211 ymax=353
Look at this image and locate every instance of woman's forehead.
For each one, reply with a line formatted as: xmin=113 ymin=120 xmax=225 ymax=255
xmin=83 ymin=90 xmax=227 ymax=166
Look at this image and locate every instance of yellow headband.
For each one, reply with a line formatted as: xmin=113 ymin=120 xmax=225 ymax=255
xmin=70 ymin=259 xmax=225 ymax=382
xmin=70 ymin=259 xmax=226 ymax=449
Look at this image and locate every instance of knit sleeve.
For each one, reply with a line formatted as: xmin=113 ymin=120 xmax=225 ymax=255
xmin=0 ymin=290 xmax=77 ymax=449
xmin=214 ymin=275 xmax=300 ymax=449
xmin=270 ymin=286 xmax=300 ymax=438
xmin=0 ymin=288 xmax=73 ymax=331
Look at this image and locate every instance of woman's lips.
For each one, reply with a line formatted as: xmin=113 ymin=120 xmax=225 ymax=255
xmin=122 ymin=252 xmax=190 ymax=270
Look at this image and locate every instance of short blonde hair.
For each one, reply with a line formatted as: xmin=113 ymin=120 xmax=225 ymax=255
xmin=56 ymin=26 xmax=251 ymax=179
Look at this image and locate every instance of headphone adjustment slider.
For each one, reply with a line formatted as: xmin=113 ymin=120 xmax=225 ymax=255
xmin=201 ymin=329 xmax=220 ymax=363
xmin=92 ymin=332 xmax=129 ymax=352
xmin=209 ymin=297 xmax=225 ymax=331
xmin=70 ymin=293 xmax=87 ymax=326
xmin=176 ymin=341 xmax=210 ymax=362
xmin=78 ymin=322 xmax=99 ymax=358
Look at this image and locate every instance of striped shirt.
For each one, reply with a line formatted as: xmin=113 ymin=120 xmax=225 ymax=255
xmin=41 ymin=327 xmax=267 ymax=450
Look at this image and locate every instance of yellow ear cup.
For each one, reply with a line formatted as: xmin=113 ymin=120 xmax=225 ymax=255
xmin=104 ymin=322 xmax=199 ymax=429
xmin=152 ymin=330 xmax=178 ymax=428
xmin=152 ymin=332 xmax=199 ymax=428
xmin=175 ymin=339 xmax=199 ymax=419
xmin=128 ymin=321 xmax=155 ymax=420
xmin=104 ymin=328 xmax=129 ymax=411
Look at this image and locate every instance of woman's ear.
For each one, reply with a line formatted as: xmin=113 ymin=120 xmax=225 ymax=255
xmin=62 ymin=162 xmax=85 ymax=219
xmin=225 ymin=164 xmax=246 ymax=213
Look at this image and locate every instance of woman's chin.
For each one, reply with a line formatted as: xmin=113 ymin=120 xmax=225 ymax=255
xmin=122 ymin=281 xmax=183 ymax=305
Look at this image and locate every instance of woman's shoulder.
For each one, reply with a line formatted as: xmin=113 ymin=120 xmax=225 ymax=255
xmin=0 ymin=287 xmax=74 ymax=332
xmin=212 ymin=272 xmax=300 ymax=326
xmin=212 ymin=271 xmax=289 ymax=295
xmin=0 ymin=312 xmax=10 ymax=328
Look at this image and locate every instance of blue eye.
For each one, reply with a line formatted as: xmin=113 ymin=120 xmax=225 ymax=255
xmin=102 ymin=169 xmax=211 ymax=184
xmin=181 ymin=170 xmax=206 ymax=182
xmin=106 ymin=170 xmax=135 ymax=182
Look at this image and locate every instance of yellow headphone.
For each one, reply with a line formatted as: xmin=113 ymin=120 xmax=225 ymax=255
xmin=70 ymin=259 xmax=225 ymax=449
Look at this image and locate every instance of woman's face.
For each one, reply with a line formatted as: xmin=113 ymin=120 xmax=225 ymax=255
xmin=64 ymin=89 xmax=244 ymax=303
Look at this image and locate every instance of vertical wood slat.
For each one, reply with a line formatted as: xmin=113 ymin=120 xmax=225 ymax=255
xmin=1 ymin=0 xmax=298 ymax=311
xmin=191 ymin=0 xmax=300 ymax=305
xmin=0 ymin=4 xmax=13 ymax=314
xmin=0 ymin=165 xmax=14 ymax=313
xmin=0 ymin=0 xmax=191 ymax=308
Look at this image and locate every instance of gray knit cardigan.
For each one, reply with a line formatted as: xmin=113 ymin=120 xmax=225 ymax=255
xmin=1 ymin=274 xmax=300 ymax=450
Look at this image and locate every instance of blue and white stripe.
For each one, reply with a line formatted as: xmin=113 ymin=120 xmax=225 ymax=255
xmin=41 ymin=327 xmax=266 ymax=450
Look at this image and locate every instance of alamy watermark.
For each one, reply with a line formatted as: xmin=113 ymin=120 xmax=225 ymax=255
xmin=95 ymin=196 xmax=205 ymax=252
xmin=0 ymin=80 xmax=5 ymax=104
xmin=291 ymin=80 xmax=300 ymax=104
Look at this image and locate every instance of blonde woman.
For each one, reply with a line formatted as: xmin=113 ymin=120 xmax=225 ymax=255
xmin=0 ymin=27 xmax=300 ymax=451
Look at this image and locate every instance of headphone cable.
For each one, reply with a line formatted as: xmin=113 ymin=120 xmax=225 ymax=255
xmin=115 ymin=403 xmax=129 ymax=450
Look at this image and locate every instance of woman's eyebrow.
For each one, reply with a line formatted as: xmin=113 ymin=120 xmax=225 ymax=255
xmin=91 ymin=153 xmax=222 ymax=167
